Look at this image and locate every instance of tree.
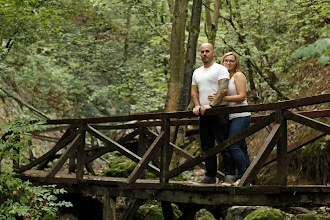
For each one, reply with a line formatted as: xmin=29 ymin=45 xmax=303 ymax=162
xmin=164 ymin=0 xmax=189 ymax=112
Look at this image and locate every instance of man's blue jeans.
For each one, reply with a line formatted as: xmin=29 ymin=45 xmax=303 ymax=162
xmin=221 ymin=116 xmax=251 ymax=180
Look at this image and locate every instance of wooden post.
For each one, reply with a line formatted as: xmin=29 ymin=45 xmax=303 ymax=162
xmin=103 ymin=191 xmax=116 ymax=220
xmin=138 ymin=126 xmax=148 ymax=178
xmin=161 ymin=201 xmax=174 ymax=220
xmin=276 ymin=109 xmax=288 ymax=186
xmin=160 ymin=114 xmax=171 ymax=185
xmin=76 ymin=124 xmax=86 ymax=179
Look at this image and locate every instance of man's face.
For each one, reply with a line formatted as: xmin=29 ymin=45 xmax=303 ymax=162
xmin=200 ymin=44 xmax=215 ymax=65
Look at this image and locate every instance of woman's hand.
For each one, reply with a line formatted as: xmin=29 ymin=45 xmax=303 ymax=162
xmin=208 ymin=93 xmax=216 ymax=102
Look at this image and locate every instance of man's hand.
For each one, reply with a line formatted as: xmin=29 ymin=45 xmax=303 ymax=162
xmin=193 ymin=106 xmax=202 ymax=116
xmin=200 ymin=105 xmax=211 ymax=115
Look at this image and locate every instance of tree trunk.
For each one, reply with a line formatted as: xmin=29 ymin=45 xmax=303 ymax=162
xmin=204 ymin=0 xmax=221 ymax=45
xmin=180 ymin=0 xmax=202 ymax=111
xmin=124 ymin=3 xmax=131 ymax=61
xmin=164 ymin=0 xmax=189 ymax=112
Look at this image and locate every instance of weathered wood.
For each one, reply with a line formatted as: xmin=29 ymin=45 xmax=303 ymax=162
xmin=161 ymin=116 xmax=171 ymax=184
xmin=239 ymin=124 xmax=281 ymax=186
xmin=120 ymin=198 xmax=144 ymax=220
xmin=276 ymin=110 xmax=288 ymax=186
xmin=127 ymin=131 xmax=165 ymax=184
xmin=144 ymin=129 xmax=225 ymax=178
xmin=86 ymin=125 xmax=160 ymax=176
xmin=68 ymin=153 xmax=75 ymax=173
xmin=76 ymin=126 xmax=86 ymax=179
xmin=19 ymin=170 xmax=330 ymax=206
xmin=161 ymin=201 xmax=174 ymax=220
xmin=46 ymin=133 xmax=82 ymax=178
xmin=264 ymin=130 xmax=326 ymax=166
xmin=177 ymin=204 xmax=202 ymax=220
xmin=103 ymin=191 xmax=116 ymax=220
xmin=284 ymin=110 xmax=330 ymax=134
xmin=167 ymin=113 xmax=275 ymax=180
xmin=18 ymin=126 xmax=80 ymax=173
xmin=84 ymin=128 xmax=139 ymax=164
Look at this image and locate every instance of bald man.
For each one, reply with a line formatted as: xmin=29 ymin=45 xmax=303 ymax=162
xmin=191 ymin=43 xmax=229 ymax=184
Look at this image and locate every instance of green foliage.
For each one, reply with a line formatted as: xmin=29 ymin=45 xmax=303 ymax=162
xmin=243 ymin=207 xmax=286 ymax=220
xmin=0 ymin=118 xmax=72 ymax=220
xmin=293 ymin=25 xmax=330 ymax=64
xmin=0 ymin=171 xmax=72 ymax=220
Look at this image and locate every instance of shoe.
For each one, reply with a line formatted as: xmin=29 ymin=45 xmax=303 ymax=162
xmin=233 ymin=179 xmax=241 ymax=186
xmin=198 ymin=177 xmax=216 ymax=184
xmin=221 ymin=179 xmax=234 ymax=186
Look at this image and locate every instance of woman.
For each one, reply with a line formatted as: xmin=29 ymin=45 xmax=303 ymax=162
xmin=209 ymin=52 xmax=251 ymax=186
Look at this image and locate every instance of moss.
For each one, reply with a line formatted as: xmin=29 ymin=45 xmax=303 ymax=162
xmin=134 ymin=201 xmax=181 ymax=220
xmin=244 ymin=207 xmax=286 ymax=220
xmin=195 ymin=209 xmax=216 ymax=220
xmin=295 ymin=214 xmax=330 ymax=220
xmin=101 ymin=156 xmax=136 ymax=178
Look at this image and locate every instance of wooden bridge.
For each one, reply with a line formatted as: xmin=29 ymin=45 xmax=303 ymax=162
xmin=9 ymin=94 xmax=330 ymax=219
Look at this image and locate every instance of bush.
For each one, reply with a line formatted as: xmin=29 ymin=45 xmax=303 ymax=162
xmin=0 ymin=118 xmax=72 ymax=219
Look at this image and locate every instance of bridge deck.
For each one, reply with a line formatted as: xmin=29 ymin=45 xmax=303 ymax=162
xmin=20 ymin=170 xmax=330 ymax=207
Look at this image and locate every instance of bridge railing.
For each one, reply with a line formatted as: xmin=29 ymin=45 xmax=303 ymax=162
xmin=14 ymin=93 xmax=330 ymax=186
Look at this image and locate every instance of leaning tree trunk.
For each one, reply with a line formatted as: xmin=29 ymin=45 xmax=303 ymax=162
xmin=204 ymin=0 xmax=221 ymax=45
xmin=164 ymin=0 xmax=189 ymax=112
xmin=180 ymin=0 xmax=203 ymax=111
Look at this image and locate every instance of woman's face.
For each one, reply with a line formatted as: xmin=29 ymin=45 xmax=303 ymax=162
xmin=223 ymin=55 xmax=236 ymax=72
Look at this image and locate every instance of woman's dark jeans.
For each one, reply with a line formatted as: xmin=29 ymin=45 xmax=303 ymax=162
xmin=221 ymin=115 xmax=251 ymax=180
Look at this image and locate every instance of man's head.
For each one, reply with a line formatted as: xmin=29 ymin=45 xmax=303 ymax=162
xmin=200 ymin=43 xmax=215 ymax=67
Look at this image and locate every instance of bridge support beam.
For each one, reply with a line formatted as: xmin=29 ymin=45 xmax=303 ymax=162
xmin=103 ymin=191 xmax=116 ymax=220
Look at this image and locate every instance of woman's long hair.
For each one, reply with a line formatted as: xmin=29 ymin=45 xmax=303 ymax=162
xmin=220 ymin=52 xmax=242 ymax=73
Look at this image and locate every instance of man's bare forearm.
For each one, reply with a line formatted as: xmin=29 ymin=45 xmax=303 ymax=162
xmin=210 ymin=78 xmax=229 ymax=107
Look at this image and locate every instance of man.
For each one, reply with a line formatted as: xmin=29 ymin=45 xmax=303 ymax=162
xmin=191 ymin=43 xmax=229 ymax=184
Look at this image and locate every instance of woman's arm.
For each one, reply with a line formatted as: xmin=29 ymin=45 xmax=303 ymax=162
xmin=224 ymin=72 xmax=247 ymax=102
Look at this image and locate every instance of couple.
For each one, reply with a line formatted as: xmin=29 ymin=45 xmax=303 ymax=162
xmin=191 ymin=43 xmax=251 ymax=186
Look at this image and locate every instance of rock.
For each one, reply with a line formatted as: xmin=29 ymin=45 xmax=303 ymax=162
xmin=243 ymin=207 xmax=290 ymax=220
xmin=224 ymin=206 xmax=264 ymax=220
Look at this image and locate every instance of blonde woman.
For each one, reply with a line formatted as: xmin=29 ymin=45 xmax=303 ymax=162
xmin=209 ymin=52 xmax=251 ymax=186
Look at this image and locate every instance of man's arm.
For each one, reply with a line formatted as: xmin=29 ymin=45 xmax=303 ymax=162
xmin=210 ymin=78 xmax=229 ymax=107
xmin=191 ymin=85 xmax=202 ymax=116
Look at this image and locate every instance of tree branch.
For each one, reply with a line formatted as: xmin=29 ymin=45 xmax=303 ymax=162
xmin=0 ymin=87 xmax=51 ymax=119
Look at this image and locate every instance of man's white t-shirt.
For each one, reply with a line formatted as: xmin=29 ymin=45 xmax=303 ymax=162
xmin=192 ymin=63 xmax=229 ymax=105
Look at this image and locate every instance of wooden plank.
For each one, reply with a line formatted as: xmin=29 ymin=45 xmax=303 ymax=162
xmin=76 ymin=127 xmax=86 ymax=179
xmin=120 ymin=198 xmax=144 ymax=220
xmin=103 ymin=191 xmax=116 ymax=220
xmin=18 ymin=126 xmax=80 ymax=173
xmin=144 ymin=129 xmax=225 ymax=178
xmin=161 ymin=117 xmax=171 ymax=184
xmin=239 ymin=124 xmax=281 ymax=186
xmin=264 ymin=130 xmax=326 ymax=166
xmin=276 ymin=110 xmax=288 ymax=186
xmin=161 ymin=201 xmax=174 ymax=220
xmin=45 ymin=94 xmax=329 ymax=125
xmin=284 ymin=111 xmax=330 ymax=134
xmin=167 ymin=113 xmax=275 ymax=180
xmin=47 ymin=112 xmax=163 ymax=125
xmin=127 ymin=131 xmax=165 ymax=184
xmin=85 ymin=129 xmax=139 ymax=164
xmin=86 ymin=125 xmax=160 ymax=176
xmin=46 ymin=133 xmax=82 ymax=178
